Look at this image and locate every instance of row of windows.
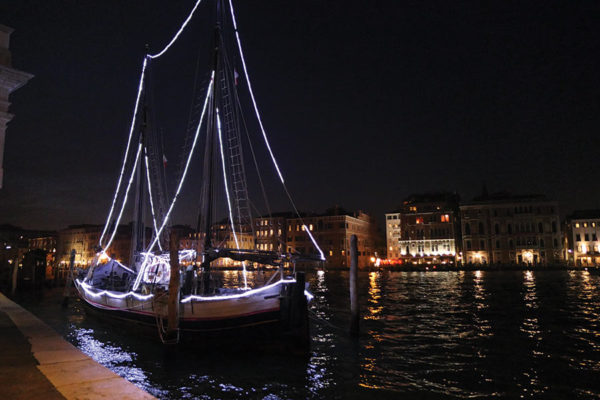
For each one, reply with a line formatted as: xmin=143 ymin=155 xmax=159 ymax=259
xmin=466 ymin=238 xmax=559 ymax=250
xmin=574 ymin=221 xmax=597 ymax=228
xmin=576 ymin=233 xmax=598 ymax=242
xmin=465 ymin=221 xmax=557 ymax=235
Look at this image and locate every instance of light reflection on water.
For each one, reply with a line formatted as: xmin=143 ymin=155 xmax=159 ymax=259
xmin=17 ymin=270 xmax=600 ymax=399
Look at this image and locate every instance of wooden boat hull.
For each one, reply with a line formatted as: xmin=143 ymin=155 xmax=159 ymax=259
xmin=74 ymin=277 xmax=308 ymax=344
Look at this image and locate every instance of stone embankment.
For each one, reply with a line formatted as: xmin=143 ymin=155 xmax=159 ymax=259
xmin=0 ymin=292 xmax=155 ymax=400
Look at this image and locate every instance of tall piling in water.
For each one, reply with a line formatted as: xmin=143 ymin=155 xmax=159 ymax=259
xmin=349 ymin=234 xmax=359 ymax=336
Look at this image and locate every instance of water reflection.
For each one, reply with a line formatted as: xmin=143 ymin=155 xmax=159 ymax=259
xmin=16 ymin=270 xmax=600 ymax=399
xmin=365 ymin=272 xmax=382 ymax=320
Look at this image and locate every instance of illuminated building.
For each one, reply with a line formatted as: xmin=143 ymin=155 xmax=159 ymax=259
xmin=564 ymin=210 xmax=600 ymax=266
xmin=460 ymin=193 xmax=562 ymax=265
xmin=0 ymin=25 xmax=33 ymax=189
xmin=28 ymin=235 xmax=57 ymax=277
xmin=286 ymin=206 xmax=378 ymax=268
xmin=56 ymin=224 xmax=139 ymax=267
xmin=384 ymin=212 xmax=401 ymax=259
xmin=391 ymin=193 xmax=460 ymax=265
xmin=254 ymin=213 xmax=291 ymax=253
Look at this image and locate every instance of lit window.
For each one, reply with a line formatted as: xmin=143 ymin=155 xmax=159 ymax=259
xmin=584 ymin=222 xmax=588 ymax=228
xmin=575 ymin=223 xmax=580 ymax=228
xmin=309 ymin=224 xmax=313 ymax=231
xmin=416 ymin=217 xmax=423 ymax=224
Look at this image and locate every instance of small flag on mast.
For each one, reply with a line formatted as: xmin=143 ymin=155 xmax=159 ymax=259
xmin=234 ymin=69 xmax=239 ymax=86
xmin=163 ymin=154 xmax=168 ymax=168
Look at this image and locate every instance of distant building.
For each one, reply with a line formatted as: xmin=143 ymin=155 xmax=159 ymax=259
xmin=254 ymin=213 xmax=291 ymax=253
xmin=56 ymin=224 xmax=138 ymax=267
xmin=388 ymin=193 xmax=460 ymax=265
xmin=564 ymin=210 xmax=600 ymax=266
xmin=287 ymin=206 xmax=378 ymax=268
xmin=384 ymin=212 xmax=401 ymax=259
xmin=0 ymin=25 xmax=33 ymax=189
xmin=460 ymin=193 xmax=562 ymax=265
xmin=28 ymin=234 xmax=57 ymax=277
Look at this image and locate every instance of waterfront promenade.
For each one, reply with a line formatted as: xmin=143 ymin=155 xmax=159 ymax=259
xmin=0 ymin=292 xmax=154 ymax=400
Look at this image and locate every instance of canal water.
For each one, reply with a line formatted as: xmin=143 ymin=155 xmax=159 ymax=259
xmin=15 ymin=270 xmax=600 ymax=399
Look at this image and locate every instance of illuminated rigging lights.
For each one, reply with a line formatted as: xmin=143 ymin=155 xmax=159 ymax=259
xmin=144 ymin=149 xmax=163 ymax=251
xmin=104 ymin=143 xmax=143 ymax=250
xmin=99 ymin=57 xmax=148 ymax=248
xmin=227 ymin=0 xmax=325 ymax=260
xmin=148 ymin=0 xmax=205 ymax=59
xmin=132 ymin=72 xmax=214 ymax=292
xmin=101 ymin=0 xmax=204 ymax=247
xmin=216 ymin=107 xmax=248 ymax=289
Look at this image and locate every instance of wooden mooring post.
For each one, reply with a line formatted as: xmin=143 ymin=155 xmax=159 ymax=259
xmin=349 ymin=234 xmax=359 ymax=336
xmin=167 ymin=231 xmax=180 ymax=343
xmin=61 ymin=249 xmax=76 ymax=307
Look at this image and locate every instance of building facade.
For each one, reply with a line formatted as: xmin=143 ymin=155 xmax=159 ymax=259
xmin=287 ymin=208 xmax=378 ymax=268
xmin=390 ymin=193 xmax=460 ymax=265
xmin=385 ymin=212 xmax=401 ymax=259
xmin=0 ymin=25 xmax=33 ymax=189
xmin=564 ymin=210 xmax=600 ymax=266
xmin=254 ymin=214 xmax=289 ymax=253
xmin=56 ymin=225 xmax=134 ymax=267
xmin=460 ymin=194 xmax=562 ymax=265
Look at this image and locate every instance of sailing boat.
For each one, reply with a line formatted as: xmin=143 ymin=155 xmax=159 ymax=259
xmin=73 ymin=0 xmax=323 ymax=344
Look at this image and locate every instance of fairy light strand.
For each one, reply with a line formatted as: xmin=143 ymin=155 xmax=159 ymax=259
xmin=227 ymin=0 xmax=325 ymax=260
xmin=148 ymin=0 xmax=205 ymax=59
xmin=104 ymin=143 xmax=143 ymax=250
xmin=99 ymin=58 xmax=148 ymax=247
xmin=144 ymin=149 xmax=163 ymax=251
xmin=133 ymin=72 xmax=214 ymax=291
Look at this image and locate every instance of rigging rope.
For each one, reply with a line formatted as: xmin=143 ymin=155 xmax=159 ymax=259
xmin=99 ymin=58 xmax=148 ymax=248
xmin=144 ymin=148 xmax=163 ymax=251
xmin=227 ymin=0 xmax=325 ymax=260
xmin=148 ymin=0 xmax=205 ymax=59
xmin=104 ymin=143 xmax=143 ymax=250
xmin=132 ymin=73 xmax=214 ymax=292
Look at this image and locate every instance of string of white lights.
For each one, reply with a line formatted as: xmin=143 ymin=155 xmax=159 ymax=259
xmin=104 ymin=143 xmax=143 ymax=250
xmin=77 ymin=279 xmax=155 ymax=301
xmin=148 ymin=0 xmax=204 ymax=59
xmin=304 ymin=224 xmax=325 ymax=261
xmin=133 ymin=72 xmax=214 ymax=292
xmin=181 ymin=278 xmax=295 ymax=303
xmin=144 ymin=149 xmax=163 ymax=251
xmin=99 ymin=58 xmax=148 ymax=248
xmin=227 ymin=0 xmax=284 ymax=184
xmin=216 ymin=107 xmax=247 ymax=289
xmin=79 ymin=276 xmax=312 ymax=304
xmin=227 ymin=0 xmax=325 ymax=261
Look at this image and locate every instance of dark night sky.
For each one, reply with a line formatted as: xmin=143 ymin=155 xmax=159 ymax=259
xmin=1 ymin=0 xmax=599 ymax=231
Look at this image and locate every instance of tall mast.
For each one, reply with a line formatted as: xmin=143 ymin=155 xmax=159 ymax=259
xmin=200 ymin=23 xmax=221 ymax=293
xmin=130 ymin=59 xmax=148 ymax=266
